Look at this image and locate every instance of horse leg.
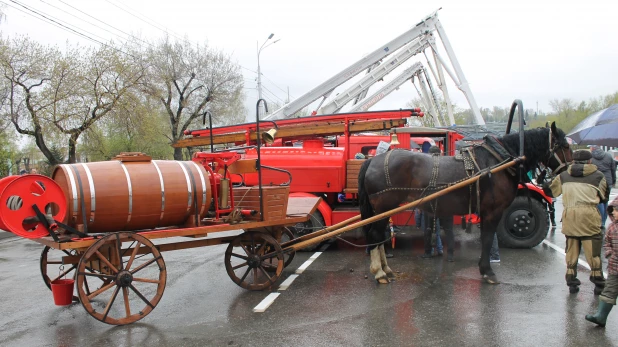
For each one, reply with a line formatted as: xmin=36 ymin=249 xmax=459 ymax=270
xmin=378 ymin=244 xmax=395 ymax=279
xmin=478 ymin=217 xmax=500 ymax=284
xmin=366 ymin=218 xmax=391 ymax=284
xmin=370 ymin=246 xmax=390 ymax=284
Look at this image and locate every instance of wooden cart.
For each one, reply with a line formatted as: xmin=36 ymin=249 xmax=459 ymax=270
xmin=33 ymin=195 xmax=320 ymax=325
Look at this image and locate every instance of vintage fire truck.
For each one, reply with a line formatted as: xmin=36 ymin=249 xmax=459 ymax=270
xmin=176 ymin=109 xmax=554 ymax=250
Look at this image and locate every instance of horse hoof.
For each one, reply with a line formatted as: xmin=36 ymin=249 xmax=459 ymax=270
xmin=377 ymin=277 xmax=390 ymax=284
xmin=387 ymin=272 xmax=396 ymax=279
xmin=483 ymin=274 xmax=501 ymax=284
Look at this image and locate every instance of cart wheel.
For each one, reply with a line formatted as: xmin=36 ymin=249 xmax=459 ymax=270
xmin=225 ymin=231 xmax=284 ymax=290
xmin=280 ymin=227 xmax=296 ymax=268
xmin=40 ymin=246 xmax=80 ymax=302
xmin=76 ymin=232 xmax=166 ymax=325
xmin=264 ymin=227 xmax=296 ymax=271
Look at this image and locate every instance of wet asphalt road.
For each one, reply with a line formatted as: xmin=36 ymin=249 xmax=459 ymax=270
xmin=1 ymin=192 xmax=617 ymax=347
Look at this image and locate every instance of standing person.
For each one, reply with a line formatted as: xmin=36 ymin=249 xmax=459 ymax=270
xmin=591 ymin=145 xmax=616 ymax=229
xmin=490 ymin=233 xmax=500 ymax=263
xmin=586 ymin=196 xmax=618 ymax=327
xmin=543 ymin=149 xmax=607 ymax=294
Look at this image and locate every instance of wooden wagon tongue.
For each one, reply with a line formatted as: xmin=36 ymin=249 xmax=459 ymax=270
xmin=51 ymin=152 xmax=212 ymax=234
xmin=281 ymin=156 xmax=526 ymax=252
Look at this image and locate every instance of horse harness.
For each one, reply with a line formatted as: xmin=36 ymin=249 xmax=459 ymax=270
xmin=457 ymin=136 xmax=517 ymax=225
xmin=379 ymin=137 xmax=517 ymax=226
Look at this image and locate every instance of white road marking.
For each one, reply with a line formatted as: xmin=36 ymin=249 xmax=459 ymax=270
xmin=296 ymin=251 xmax=322 ymax=274
xmin=542 ymin=239 xmax=608 ymax=278
xmin=278 ymin=274 xmax=299 ymax=291
xmin=253 ymin=293 xmax=280 ymax=313
xmin=254 ymin=249 xmax=325 ymax=312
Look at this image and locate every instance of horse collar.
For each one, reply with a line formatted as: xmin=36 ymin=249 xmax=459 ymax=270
xmin=484 ymin=135 xmax=516 ymax=159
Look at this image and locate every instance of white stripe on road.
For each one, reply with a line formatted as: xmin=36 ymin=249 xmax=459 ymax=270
xmin=253 ymin=250 xmax=325 ymax=312
xmin=253 ymin=293 xmax=280 ymax=313
xmin=278 ymin=274 xmax=299 ymax=291
xmin=296 ymin=252 xmax=323 ymax=274
xmin=542 ymin=239 xmax=608 ymax=278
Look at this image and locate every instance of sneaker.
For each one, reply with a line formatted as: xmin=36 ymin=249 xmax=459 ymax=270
xmin=490 ymin=258 xmax=500 ymax=263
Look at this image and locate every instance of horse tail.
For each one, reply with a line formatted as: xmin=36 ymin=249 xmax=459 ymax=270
xmin=358 ymin=158 xmax=374 ymax=223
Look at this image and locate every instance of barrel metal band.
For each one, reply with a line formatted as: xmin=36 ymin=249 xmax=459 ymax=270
xmin=191 ymin=161 xmax=207 ymax=216
xmin=80 ymin=163 xmax=96 ymax=223
xmin=175 ymin=161 xmax=192 ymax=215
xmin=119 ymin=162 xmax=133 ymax=224
xmin=152 ymin=160 xmax=165 ymax=223
xmin=62 ymin=164 xmax=79 ymax=220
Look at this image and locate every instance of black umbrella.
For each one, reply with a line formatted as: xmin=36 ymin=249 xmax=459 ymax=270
xmin=567 ymin=104 xmax=618 ymax=146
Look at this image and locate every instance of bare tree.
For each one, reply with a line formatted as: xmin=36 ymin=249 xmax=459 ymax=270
xmin=549 ymin=98 xmax=576 ymax=119
xmin=141 ymin=37 xmax=245 ymax=160
xmin=0 ymin=36 xmax=61 ymax=164
xmin=0 ymin=36 xmax=144 ymax=163
xmin=50 ymin=44 xmax=145 ymax=162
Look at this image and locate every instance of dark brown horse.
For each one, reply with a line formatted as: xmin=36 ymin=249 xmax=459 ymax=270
xmin=358 ymin=122 xmax=572 ymax=284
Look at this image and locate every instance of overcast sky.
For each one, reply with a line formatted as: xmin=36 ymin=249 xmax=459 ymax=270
xmin=2 ymin=0 xmax=617 ymax=122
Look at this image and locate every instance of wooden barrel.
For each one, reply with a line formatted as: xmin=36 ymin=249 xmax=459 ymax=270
xmin=52 ymin=156 xmax=211 ymax=233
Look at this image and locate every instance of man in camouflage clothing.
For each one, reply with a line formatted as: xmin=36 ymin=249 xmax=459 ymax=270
xmin=543 ymin=149 xmax=607 ymax=294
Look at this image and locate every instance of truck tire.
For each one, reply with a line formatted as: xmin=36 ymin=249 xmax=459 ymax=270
xmin=496 ymin=196 xmax=549 ymax=249
xmin=290 ymin=211 xmax=325 ymax=252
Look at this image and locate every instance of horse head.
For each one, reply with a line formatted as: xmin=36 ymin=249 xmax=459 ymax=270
xmin=545 ymin=121 xmax=572 ymax=176
xmin=501 ymin=121 xmax=571 ymax=182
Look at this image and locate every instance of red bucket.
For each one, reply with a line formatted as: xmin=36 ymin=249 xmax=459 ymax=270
xmin=50 ymin=279 xmax=75 ymax=306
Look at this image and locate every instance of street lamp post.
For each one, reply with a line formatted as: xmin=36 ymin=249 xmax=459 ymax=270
xmin=257 ymin=33 xmax=279 ymax=117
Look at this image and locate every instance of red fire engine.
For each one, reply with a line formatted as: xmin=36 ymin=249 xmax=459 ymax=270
xmin=176 ymin=109 xmax=553 ymax=249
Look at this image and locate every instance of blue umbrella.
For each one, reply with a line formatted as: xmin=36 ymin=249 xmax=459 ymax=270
xmin=567 ymin=104 xmax=618 ymax=147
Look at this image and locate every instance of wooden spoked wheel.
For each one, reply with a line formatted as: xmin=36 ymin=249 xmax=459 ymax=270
xmin=76 ymin=232 xmax=166 ymax=325
xmin=225 ymin=231 xmax=284 ymax=290
xmin=279 ymin=227 xmax=296 ymax=268
xmin=40 ymin=246 xmax=79 ymax=302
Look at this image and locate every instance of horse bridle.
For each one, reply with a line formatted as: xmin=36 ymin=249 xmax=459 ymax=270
xmin=543 ymin=130 xmax=572 ymax=178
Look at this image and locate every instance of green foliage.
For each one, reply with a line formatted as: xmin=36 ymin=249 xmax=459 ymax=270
xmin=0 ymin=136 xmax=15 ymax=177
xmin=528 ymin=91 xmax=618 ymax=134
xmin=80 ymin=103 xmax=173 ymax=161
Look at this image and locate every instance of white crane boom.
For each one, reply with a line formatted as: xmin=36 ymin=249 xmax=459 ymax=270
xmin=263 ymin=11 xmax=440 ymax=120
xmin=263 ymin=9 xmax=485 ymax=126
xmin=317 ymin=38 xmax=429 ymax=115
xmin=352 ymin=62 xmax=381 ymax=105
xmin=348 ymin=62 xmax=424 ymax=113
xmin=432 ymin=20 xmax=484 ymax=125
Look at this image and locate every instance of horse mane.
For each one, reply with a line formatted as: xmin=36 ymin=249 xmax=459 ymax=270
xmin=498 ymin=127 xmax=551 ymax=170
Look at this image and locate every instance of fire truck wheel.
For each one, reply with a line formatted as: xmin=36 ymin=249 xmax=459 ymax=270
xmin=496 ymin=196 xmax=549 ymax=249
xmin=290 ymin=211 xmax=325 ymax=252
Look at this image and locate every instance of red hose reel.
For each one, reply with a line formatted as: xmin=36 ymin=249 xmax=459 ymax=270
xmin=0 ymin=175 xmax=67 ymax=239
